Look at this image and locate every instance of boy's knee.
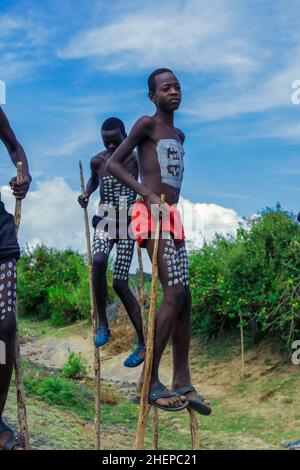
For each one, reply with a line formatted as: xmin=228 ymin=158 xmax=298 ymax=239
xmin=113 ymin=279 xmax=128 ymax=295
xmin=165 ymin=285 xmax=186 ymax=308
xmin=93 ymin=255 xmax=108 ymax=274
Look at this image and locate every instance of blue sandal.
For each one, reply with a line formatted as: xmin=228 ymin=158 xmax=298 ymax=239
xmin=94 ymin=326 xmax=111 ymax=348
xmin=124 ymin=345 xmax=146 ymax=368
xmin=281 ymin=439 xmax=300 ymax=450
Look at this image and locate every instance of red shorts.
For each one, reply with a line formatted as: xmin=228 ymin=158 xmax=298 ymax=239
xmin=131 ymin=201 xmax=185 ymax=248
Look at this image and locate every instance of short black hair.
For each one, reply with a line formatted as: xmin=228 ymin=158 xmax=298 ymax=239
xmin=148 ymin=68 xmax=174 ymax=93
xmin=101 ymin=117 xmax=126 ymax=135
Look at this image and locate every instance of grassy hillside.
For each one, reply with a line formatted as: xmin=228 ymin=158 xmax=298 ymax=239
xmin=4 ymin=319 xmax=300 ymax=450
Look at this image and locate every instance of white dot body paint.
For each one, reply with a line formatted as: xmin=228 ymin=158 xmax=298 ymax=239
xmin=0 ymin=260 xmax=17 ymax=321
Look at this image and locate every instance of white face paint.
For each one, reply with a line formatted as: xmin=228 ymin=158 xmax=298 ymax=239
xmin=156 ymin=139 xmax=184 ymax=189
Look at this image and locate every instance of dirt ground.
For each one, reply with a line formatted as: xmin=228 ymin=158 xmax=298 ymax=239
xmin=16 ymin=320 xmax=300 ymax=450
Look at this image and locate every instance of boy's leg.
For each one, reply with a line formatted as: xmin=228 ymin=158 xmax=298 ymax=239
xmin=171 ymin=243 xmax=211 ymax=413
xmin=144 ymin=236 xmax=186 ymax=408
xmin=92 ymin=230 xmax=114 ymax=329
xmin=0 ymin=259 xmax=18 ymax=447
xmin=113 ymin=239 xmax=145 ymax=348
xmin=171 ymin=242 xmax=192 ymax=388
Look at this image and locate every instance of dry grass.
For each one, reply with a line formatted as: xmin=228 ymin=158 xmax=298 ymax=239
xmin=101 ymin=383 xmax=119 ymax=405
xmin=106 ymin=305 xmax=135 ymax=355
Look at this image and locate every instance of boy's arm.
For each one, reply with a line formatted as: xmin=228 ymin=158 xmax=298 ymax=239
xmin=107 ymin=117 xmax=162 ymax=208
xmin=78 ymin=157 xmax=99 ymax=208
xmin=0 ymin=107 xmax=31 ymax=199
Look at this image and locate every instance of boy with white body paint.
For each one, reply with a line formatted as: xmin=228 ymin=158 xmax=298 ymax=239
xmin=0 ymin=107 xmax=31 ymax=450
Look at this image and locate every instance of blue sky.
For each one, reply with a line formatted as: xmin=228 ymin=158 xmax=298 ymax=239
xmin=0 ymin=0 xmax=300 ymax=233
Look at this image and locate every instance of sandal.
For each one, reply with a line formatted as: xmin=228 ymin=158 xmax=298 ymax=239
xmin=124 ymin=345 xmax=146 ymax=368
xmin=174 ymin=386 xmax=212 ymax=416
xmin=149 ymin=383 xmax=188 ymax=412
xmin=94 ymin=326 xmax=111 ymax=348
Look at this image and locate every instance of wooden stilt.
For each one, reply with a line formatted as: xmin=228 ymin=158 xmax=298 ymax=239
xmin=79 ymin=161 xmax=101 ymax=450
xmin=152 ymin=407 xmax=159 ymax=450
xmin=188 ymin=409 xmax=200 ymax=450
xmin=135 ymin=196 xmax=201 ymax=451
xmin=187 ymin=358 xmax=200 ymax=450
xmin=134 ymin=195 xmax=164 ymax=450
xmin=137 ymin=244 xmax=160 ymax=450
xmin=14 ymin=161 xmax=30 ymax=449
xmin=137 ymin=244 xmax=147 ymax=343
xmin=14 ymin=163 xmax=22 ymax=236
xmin=239 ymin=312 xmax=245 ymax=379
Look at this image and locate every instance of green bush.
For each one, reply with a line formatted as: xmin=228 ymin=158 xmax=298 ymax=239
xmin=17 ymin=245 xmax=117 ymax=326
xmin=17 ymin=246 xmax=90 ymax=325
xmin=24 ymin=374 xmax=93 ymax=419
xmin=189 ymin=209 xmax=300 ymax=345
xmin=63 ymin=351 xmax=87 ymax=379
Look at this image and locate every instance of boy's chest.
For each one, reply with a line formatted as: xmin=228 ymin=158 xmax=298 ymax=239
xmin=98 ymin=154 xmax=136 ymax=178
xmin=156 ymin=139 xmax=185 ymax=188
xmin=140 ymin=134 xmax=185 ymax=189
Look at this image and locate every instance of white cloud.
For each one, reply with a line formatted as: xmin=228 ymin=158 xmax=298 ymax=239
xmin=58 ymin=0 xmax=258 ymax=77
xmin=184 ymin=60 xmax=300 ymax=122
xmin=0 ymin=16 xmax=25 ymax=38
xmin=263 ymin=120 xmax=300 ymax=142
xmin=1 ymin=178 xmax=89 ymax=252
xmin=31 ymin=90 xmax=142 ymax=159
xmin=1 ymin=179 xmax=243 ymax=272
xmin=0 ymin=14 xmax=49 ymax=83
xmin=178 ymin=197 xmax=242 ymax=250
xmin=39 ymin=119 xmax=99 ymax=158
xmin=56 ymin=0 xmax=300 ymax=128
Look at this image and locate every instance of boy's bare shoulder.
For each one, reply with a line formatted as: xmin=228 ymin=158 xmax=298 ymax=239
xmin=138 ymin=115 xmax=155 ymax=125
xmin=133 ymin=115 xmax=155 ymax=133
xmin=91 ymin=151 xmax=107 ymax=168
xmin=176 ymin=128 xmax=185 ymax=144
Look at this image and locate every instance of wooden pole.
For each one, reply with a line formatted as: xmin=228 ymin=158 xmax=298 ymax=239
xmin=14 ymin=161 xmax=30 ymax=449
xmin=137 ymin=244 xmax=159 ymax=450
xmin=239 ymin=311 xmax=245 ymax=379
xmin=137 ymin=244 xmax=147 ymax=342
xmin=134 ymin=195 xmax=165 ymax=450
xmin=188 ymin=409 xmax=200 ymax=450
xmin=187 ymin=355 xmax=200 ymax=450
xmin=14 ymin=163 xmax=22 ymax=236
xmin=152 ymin=407 xmax=159 ymax=450
xmin=79 ymin=161 xmax=101 ymax=450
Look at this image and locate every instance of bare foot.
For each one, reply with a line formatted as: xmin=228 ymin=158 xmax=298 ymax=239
xmin=183 ymin=389 xmax=210 ymax=405
xmin=150 ymin=384 xmax=187 ymax=409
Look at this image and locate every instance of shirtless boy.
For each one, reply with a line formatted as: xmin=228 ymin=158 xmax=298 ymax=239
xmin=107 ymin=69 xmax=211 ymax=414
xmin=0 ymin=107 xmax=31 ymax=449
xmin=78 ymin=118 xmax=145 ymax=367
